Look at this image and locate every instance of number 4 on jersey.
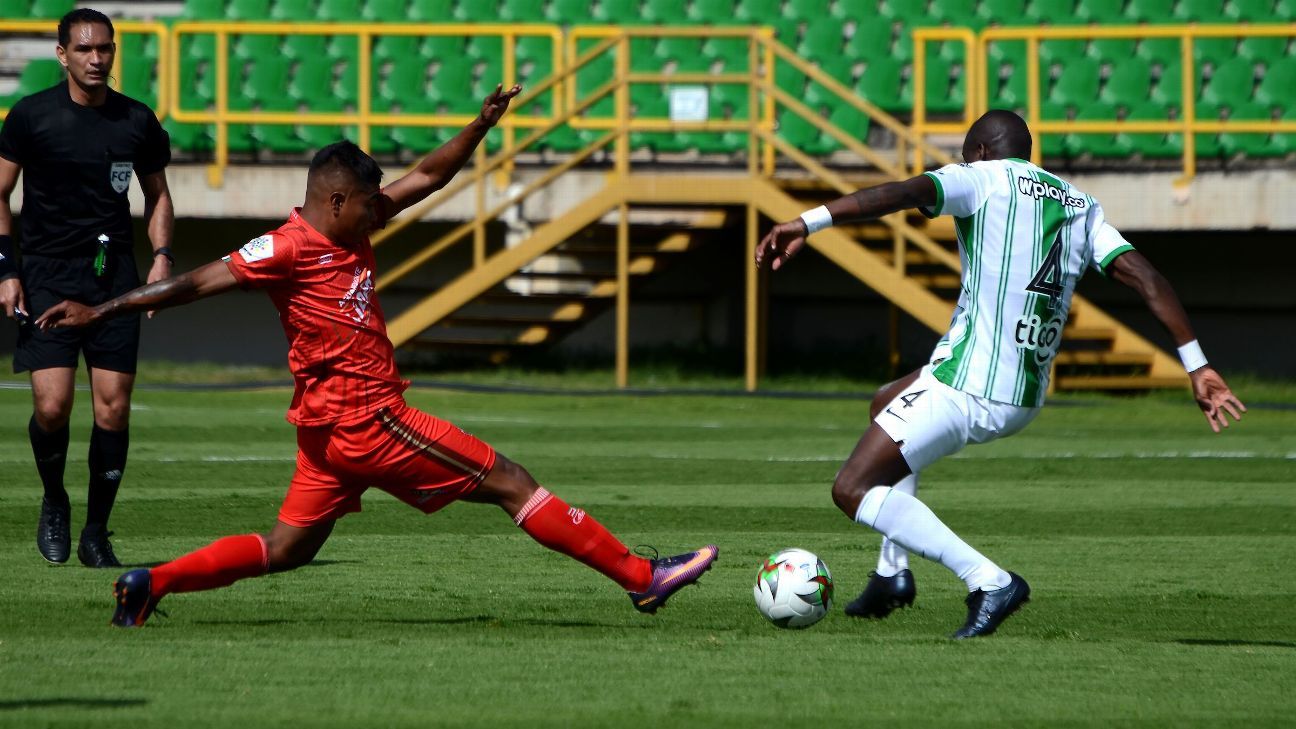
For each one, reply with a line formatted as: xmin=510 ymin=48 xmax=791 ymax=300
xmin=1025 ymin=235 xmax=1065 ymax=309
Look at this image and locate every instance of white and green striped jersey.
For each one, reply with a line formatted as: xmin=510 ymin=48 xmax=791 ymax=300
xmin=920 ymin=158 xmax=1135 ymax=407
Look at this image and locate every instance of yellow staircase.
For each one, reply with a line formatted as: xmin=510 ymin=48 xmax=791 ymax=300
xmin=370 ymin=28 xmax=1185 ymax=392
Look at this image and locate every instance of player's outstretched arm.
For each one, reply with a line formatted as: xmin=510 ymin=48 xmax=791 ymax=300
xmin=755 ymin=175 xmax=936 ymax=271
xmin=1109 ymin=250 xmax=1246 ymax=432
xmin=379 ymin=83 xmax=523 ymax=219
xmin=36 ymin=259 xmax=239 ymax=331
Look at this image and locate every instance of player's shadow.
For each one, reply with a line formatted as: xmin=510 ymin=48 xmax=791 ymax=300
xmin=379 ymin=615 xmax=640 ymax=629
xmin=0 ymin=698 xmax=148 ymax=711
xmin=1174 ymin=638 xmax=1296 ymax=649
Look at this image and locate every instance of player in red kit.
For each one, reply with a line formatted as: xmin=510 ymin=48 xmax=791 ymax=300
xmin=38 ymin=84 xmax=717 ymax=627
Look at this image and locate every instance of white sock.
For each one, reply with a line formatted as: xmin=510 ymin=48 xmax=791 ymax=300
xmin=875 ymin=473 xmax=917 ymax=577
xmin=856 ymin=486 xmax=1011 ymax=593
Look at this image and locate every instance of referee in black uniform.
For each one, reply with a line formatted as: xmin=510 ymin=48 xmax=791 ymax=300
xmin=0 ymin=9 xmax=174 ymax=567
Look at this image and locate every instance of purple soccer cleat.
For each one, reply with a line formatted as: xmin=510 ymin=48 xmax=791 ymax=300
xmin=628 ymin=545 xmax=718 ymax=614
xmin=111 ymin=569 xmax=163 ymax=628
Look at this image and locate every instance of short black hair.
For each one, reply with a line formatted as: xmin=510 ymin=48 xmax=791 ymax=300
xmin=966 ymin=109 xmax=1033 ymax=160
xmin=309 ymin=140 xmax=383 ymax=189
xmin=58 ymin=8 xmax=114 ymax=47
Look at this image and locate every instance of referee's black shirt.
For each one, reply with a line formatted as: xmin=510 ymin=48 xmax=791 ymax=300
xmin=0 ymin=83 xmax=170 ymax=258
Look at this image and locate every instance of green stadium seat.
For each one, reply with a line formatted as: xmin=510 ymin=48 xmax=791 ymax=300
xmin=1193 ymin=102 xmax=1224 ymax=156
xmin=363 ymin=0 xmax=408 ymax=20
xmin=176 ymin=56 xmax=213 ymax=111
xmin=1071 ymin=103 xmax=1131 ymax=157
xmin=1074 ymin=0 xmax=1124 ymax=22
xmin=854 ymin=57 xmax=909 ymax=112
xmin=702 ymin=37 xmax=749 ymax=72
xmin=390 ymin=126 xmax=449 ymax=155
xmin=240 ymin=56 xmax=292 ymax=108
xmin=1193 ymin=37 xmax=1237 ymax=66
xmin=454 ymin=0 xmax=497 ymax=22
xmin=918 ymin=56 xmax=961 ymax=114
xmin=232 ymin=34 xmax=279 ymax=61
xmin=1227 ymin=0 xmax=1280 ymax=20
xmin=30 ymin=0 xmax=73 ymax=17
xmin=288 ymin=56 xmax=334 ymax=104
xmin=272 ymin=0 xmax=314 ymax=19
xmin=1123 ymin=102 xmax=1182 ymax=158
xmin=2 ymin=59 xmax=61 ymax=107
xmin=500 ymin=0 xmax=546 ymax=21
xmin=1088 ymin=39 xmax=1137 ymax=65
xmin=804 ymin=56 xmax=855 ymax=109
xmin=424 ymin=36 xmax=467 ymax=61
xmin=468 ymin=36 xmax=504 ymax=62
xmin=691 ymin=0 xmax=733 ymax=22
xmin=826 ymin=103 xmax=870 ymax=150
xmin=228 ymin=0 xmax=271 ymax=20
xmin=774 ymin=54 xmax=805 ymax=99
xmin=1238 ymin=36 xmax=1289 ymax=62
xmin=1048 ymin=58 xmax=1101 ymax=108
xmin=784 ymin=0 xmax=831 ymax=21
xmin=933 ymin=0 xmax=982 ymax=28
xmin=1218 ymin=101 xmax=1277 ymax=157
xmin=709 ymin=83 xmax=750 ymax=120
xmin=879 ymin=0 xmax=930 ymax=25
xmin=1100 ymin=59 xmax=1152 ymax=107
xmin=299 ymin=124 xmax=350 ymax=150
xmin=328 ymin=36 xmax=360 ymax=63
xmin=409 ymin=0 xmax=454 ymax=21
xmin=1127 ymin=0 xmax=1174 ymax=21
xmin=644 ymin=0 xmax=688 ymax=24
xmin=1136 ymin=37 xmax=1181 ymax=68
xmin=1278 ymin=0 xmax=1296 ymax=19
xmin=318 ymin=0 xmax=363 ymax=21
xmin=430 ymin=56 xmax=477 ymax=113
xmin=1173 ymin=0 xmax=1226 ymax=21
xmin=546 ymin=0 xmax=592 ymax=22
xmin=1149 ymin=59 xmax=1183 ymax=105
xmin=164 ymin=118 xmax=213 ymax=153
xmin=182 ymin=33 xmax=216 ymax=62
xmin=846 ymin=20 xmax=894 ymax=62
xmin=475 ymin=56 xmax=506 ymax=96
xmin=121 ymin=57 xmax=157 ymax=107
xmin=373 ymin=36 xmax=421 ymax=63
xmin=1256 ymin=57 xmax=1296 ymax=108
xmin=777 ymin=109 xmax=835 ymax=155
xmin=987 ymin=42 xmax=1028 ymax=109
xmin=800 ymin=20 xmax=845 ymax=63
xmin=334 ymin=58 xmax=358 ymax=107
xmin=978 ymin=0 xmax=1030 ymax=24
xmin=1039 ymin=39 xmax=1087 ymax=68
xmin=1199 ymin=57 xmax=1256 ymax=108
xmin=735 ymin=0 xmax=781 ymax=23
xmin=377 ymin=57 xmax=430 ymax=111
xmin=629 ymin=94 xmax=688 ymax=154
xmin=594 ymin=0 xmax=644 ymax=23
xmin=282 ymin=35 xmax=329 ymax=61
xmin=1038 ymin=101 xmax=1070 ymax=158
xmin=182 ymin=0 xmax=225 ymax=19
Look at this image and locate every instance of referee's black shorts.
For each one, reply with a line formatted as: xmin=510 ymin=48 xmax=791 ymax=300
xmin=13 ymin=252 xmax=142 ymax=374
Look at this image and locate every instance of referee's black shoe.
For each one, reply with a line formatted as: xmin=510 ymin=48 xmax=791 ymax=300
xmin=77 ymin=526 xmax=122 ymax=569
xmin=37 ymin=497 xmax=71 ymax=564
xmin=844 ymin=569 xmax=916 ymax=619
xmin=953 ymin=572 xmax=1030 ymax=639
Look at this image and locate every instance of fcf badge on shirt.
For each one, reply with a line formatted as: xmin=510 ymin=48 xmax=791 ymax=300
xmin=109 ymin=162 xmax=133 ymax=194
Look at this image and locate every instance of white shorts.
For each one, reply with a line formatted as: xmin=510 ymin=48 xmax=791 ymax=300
xmin=874 ymin=365 xmax=1040 ymax=472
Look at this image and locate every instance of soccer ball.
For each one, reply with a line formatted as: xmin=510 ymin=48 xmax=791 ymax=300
xmin=753 ymin=548 xmax=834 ymax=629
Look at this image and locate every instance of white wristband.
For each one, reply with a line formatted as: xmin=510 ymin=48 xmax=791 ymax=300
xmin=799 ymin=205 xmax=833 ymax=234
xmin=1178 ymin=340 xmax=1207 ymax=373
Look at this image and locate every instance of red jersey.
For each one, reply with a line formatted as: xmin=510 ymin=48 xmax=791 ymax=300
xmin=224 ymin=208 xmax=408 ymax=426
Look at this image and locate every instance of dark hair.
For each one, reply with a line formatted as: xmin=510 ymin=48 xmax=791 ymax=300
xmin=967 ymin=109 xmax=1033 ymax=159
xmin=58 ymin=8 xmax=114 ymax=47
xmin=309 ymin=140 xmax=383 ymax=188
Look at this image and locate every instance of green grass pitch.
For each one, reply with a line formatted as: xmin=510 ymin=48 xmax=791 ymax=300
xmin=1 ymin=383 xmax=1294 ymax=727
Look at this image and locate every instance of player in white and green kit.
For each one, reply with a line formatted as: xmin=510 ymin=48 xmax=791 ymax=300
xmin=756 ymin=111 xmax=1245 ymax=638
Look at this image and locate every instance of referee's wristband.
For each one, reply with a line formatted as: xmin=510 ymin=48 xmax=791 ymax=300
xmin=799 ymin=206 xmax=833 ymax=235
xmin=1178 ymin=340 xmax=1208 ymax=373
xmin=0 ymin=234 xmax=15 ymax=279
xmin=152 ymin=246 xmax=174 ymax=264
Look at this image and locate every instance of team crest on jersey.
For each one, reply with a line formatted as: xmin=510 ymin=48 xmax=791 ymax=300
xmin=340 ymin=266 xmax=374 ymax=325
xmin=238 ymin=235 xmax=275 ymax=263
xmin=109 ymin=162 xmax=133 ymax=194
xmin=1015 ymin=313 xmax=1066 ymax=364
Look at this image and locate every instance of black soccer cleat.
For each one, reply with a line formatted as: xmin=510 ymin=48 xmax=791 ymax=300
xmin=628 ymin=544 xmax=718 ymax=614
xmin=952 ymin=572 xmax=1031 ymax=639
xmin=111 ymin=569 xmax=162 ymax=628
xmin=37 ymin=497 xmax=71 ymax=564
xmin=78 ymin=527 xmax=122 ymax=568
xmin=845 ymin=569 xmax=917 ymax=619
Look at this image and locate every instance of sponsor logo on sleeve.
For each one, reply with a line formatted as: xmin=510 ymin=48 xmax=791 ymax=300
xmin=238 ymin=235 xmax=275 ymax=263
xmin=109 ymin=162 xmax=133 ymax=194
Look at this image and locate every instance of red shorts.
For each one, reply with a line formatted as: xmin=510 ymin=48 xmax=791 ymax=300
xmin=279 ymin=402 xmax=497 ymax=528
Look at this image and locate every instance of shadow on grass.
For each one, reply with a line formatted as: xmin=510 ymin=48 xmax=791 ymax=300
xmin=192 ymin=614 xmax=641 ymax=629
xmin=1175 ymin=638 xmax=1296 ymax=649
xmin=0 ymin=698 xmax=148 ymax=711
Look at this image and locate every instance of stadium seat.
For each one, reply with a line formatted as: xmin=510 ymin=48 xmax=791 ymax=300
xmin=1074 ymin=0 xmax=1124 ymax=22
xmin=1038 ymin=101 xmax=1071 ymax=158
xmin=389 ymin=126 xmax=449 ymax=155
xmin=1149 ymin=59 xmax=1183 ymax=105
xmin=455 ymin=0 xmax=498 ymax=22
xmin=702 ymin=38 xmax=749 ymax=72
xmin=176 ymin=56 xmax=213 ymax=111
xmin=1277 ymin=0 xmax=1296 ymax=19
xmin=735 ymin=0 xmax=781 ymax=23
xmin=430 ymin=56 xmax=477 ymax=113
xmin=228 ymin=0 xmax=271 ymax=20
xmin=232 ymin=34 xmax=279 ymax=61
xmin=1136 ymin=38 xmax=1181 ymax=68
xmin=1193 ymin=102 xmax=1224 ymax=156
xmin=784 ymin=0 xmax=832 ymax=21
xmin=1199 ymin=57 xmax=1256 ymax=108
xmin=1100 ymin=59 xmax=1153 ymax=107
xmin=282 ymin=35 xmax=329 ymax=61
xmin=1088 ymin=39 xmax=1137 ymax=66
xmin=30 ymin=0 xmax=73 ymax=17
xmin=644 ymin=0 xmax=688 ymax=24
xmin=854 ymin=57 xmax=910 ymax=113
xmin=499 ymin=0 xmax=546 ymax=22
xmin=373 ymin=36 xmax=422 ymax=63
xmin=629 ymin=94 xmax=688 ymax=154
xmin=1123 ymin=101 xmax=1182 ymax=158
xmin=318 ymin=0 xmax=363 ymax=21
xmin=978 ymin=0 xmax=1030 ymax=24
xmin=1238 ymin=36 xmax=1290 ymax=63
xmin=1039 ymin=40 xmax=1087 ymax=68
xmin=879 ymin=0 xmax=931 ymax=25
xmin=1048 ymin=58 xmax=1101 ymax=108
xmin=182 ymin=33 xmax=216 ymax=63
xmin=594 ymin=0 xmax=644 ymax=24
xmin=777 ymin=109 xmax=835 ymax=155
xmin=409 ymin=0 xmax=454 ymax=21
xmin=378 ymin=57 xmax=430 ymax=111
xmin=803 ymin=56 xmax=855 ymax=109
xmin=363 ymin=0 xmax=408 ymax=20
xmin=1227 ymin=0 xmax=1280 ymax=20
xmin=181 ymin=0 xmax=225 ymax=19
xmin=1193 ymin=38 xmax=1237 ymax=67
xmin=932 ymin=0 xmax=982 ymax=29
xmin=240 ymin=56 xmax=292 ymax=107
xmin=1071 ymin=102 xmax=1131 ymax=157
xmin=691 ymin=0 xmax=732 ymax=22
xmin=271 ymin=0 xmax=313 ymax=19
xmin=1 ymin=59 xmax=61 ymax=107
xmin=846 ymin=20 xmax=895 ymax=62
xmin=1173 ymin=0 xmax=1227 ymax=21
xmin=334 ymin=59 xmax=358 ymax=107
xmin=987 ymin=42 xmax=1028 ymax=109
xmin=800 ymin=20 xmax=846 ymax=63
xmin=1256 ymin=57 xmax=1296 ymax=108
xmin=827 ymin=103 xmax=870 ymax=149
xmin=546 ymin=0 xmax=593 ymax=22
xmin=424 ymin=36 xmax=468 ymax=62
xmin=1127 ymin=0 xmax=1174 ymax=21
xmin=164 ymin=118 xmax=213 ymax=153
xmin=289 ymin=56 xmax=334 ymax=103
xmin=1218 ymin=101 xmax=1278 ymax=157
xmin=923 ymin=57 xmax=964 ymax=114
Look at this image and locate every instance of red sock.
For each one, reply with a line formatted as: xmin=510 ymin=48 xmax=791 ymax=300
xmin=150 ymin=534 xmax=269 ymax=597
xmin=514 ymin=488 xmax=652 ymax=592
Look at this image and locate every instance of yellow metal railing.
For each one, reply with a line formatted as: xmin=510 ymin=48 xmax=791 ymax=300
xmin=0 ymin=20 xmax=170 ymax=121
xmin=914 ymin=23 xmax=1296 ymax=185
